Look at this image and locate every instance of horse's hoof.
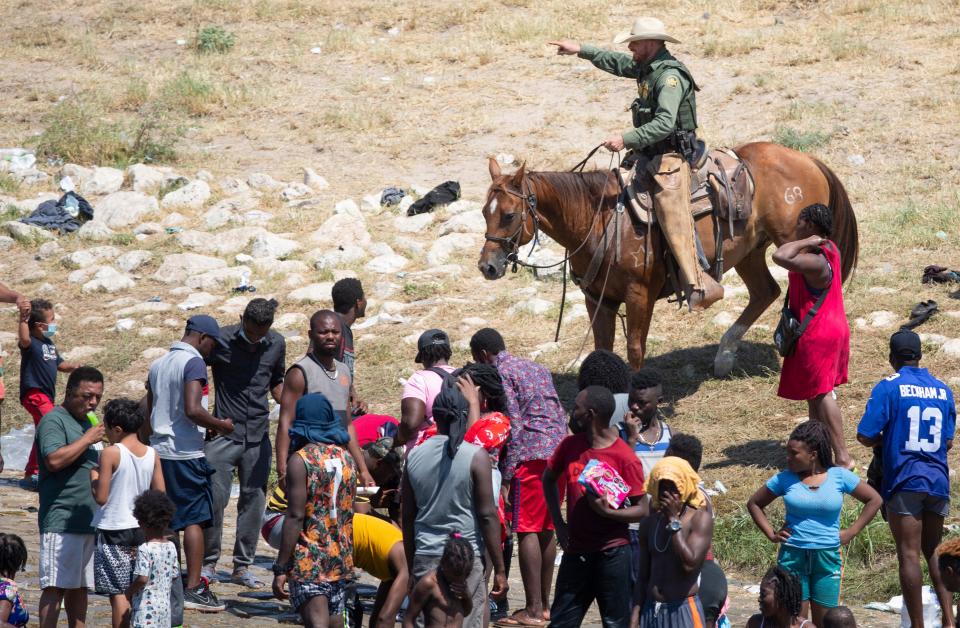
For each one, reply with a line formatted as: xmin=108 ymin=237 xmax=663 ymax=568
xmin=713 ymin=350 xmax=736 ymax=378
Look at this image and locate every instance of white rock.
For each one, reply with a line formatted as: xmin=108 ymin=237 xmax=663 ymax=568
xmin=365 ymin=253 xmax=409 ymax=274
xmin=438 ymin=210 xmax=486 ymax=236
xmin=243 ymin=210 xmax=273 ymax=225
xmin=204 ymin=195 xmax=259 ymax=229
xmin=284 ymin=273 xmax=307 ymax=287
xmin=563 ymin=302 xmax=589 ymax=322
xmin=281 ymin=184 xmax=312 ymax=200
xmin=334 ymin=199 xmax=361 ymax=217
xmin=867 ymin=286 xmax=897 ymax=295
xmin=115 ymin=301 xmax=172 ymax=317
xmin=126 ymin=164 xmax=166 ymax=193
xmin=310 ymin=245 xmax=367 ymax=270
xmin=247 ymin=173 xmax=283 ymax=192
xmin=153 ymin=253 xmax=227 ymax=283
xmin=310 ymin=213 xmax=371 ymax=247
xmin=115 ymin=318 xmax=137 ymax=331
xmin=251 ymin=258 xmax=310 ymax=275
xmin=867 ymin=310 xmax=898 ymax=328
xmin=142 ymin=347 xmax=168 ymax=360
xmin=404 ymin=264 xmax=463 ymax=280
xmin=530 ymin=341 xmax=560 ymax=359
xmin=219 ymin=177 xmax=250 ymax=195
xmin=195 ymin=169 xmax=214 ymax=182
xmin=508 ymin=298 xmax=553 ymax=316
xmin=161 ymin=180 xmax=210 ymax=210
xmin=64 ymin=346 xmax=103 ymax=361
xmin=940 ymin=339 xmax=960 ymax=359
xmin=186 ymin=266 xmax=251 ymax=291
xmin=919 ymin=333 xmax=949 ymax=347
xmin=82 ymin=266 xmax=135 ymax=293
xmin=369 ymin=242 xmax=395 ymax=257
xmin=0 ymin=235 xmax=15 ymax=251
xmin=68 ymin=266 xmax=101 ymax=284
xmin=96 ymin=192 xmax=159 ymax=228
xmin=65 ymin=246 xmax=120 ymax=267
xmin=61 ymin=164 xmax=93 ymax=186
xmin=250 ymin=232 xmax=300 ymax=259
xmin=710 ymin=311 xmax=737 ymax=327
xmin=274 ymin=312 xmax=308 ymax=330
xmin=303 ymin=168 xmax=329 ymax=190
xmin=461 ymin=317 xmax=488 ymax=327
xmin=177 ymin=226 xmax=266 ymax=255
xmin=4 ymin=220 xmax=54 ymax=243
xmin=287 ymin=282 xmax=334 ymax=303
xmin=216 ymin=296 xmax=251 ymax=316
xmin=134 ymin=222 xmax=163 ymax=235
xmin=235 ymin=253 xmax=254 ymax=264
xmin=399 ymin=196 xmax=414 ymax=213
xmin=445 ymin=200 xmax=483 ymax=215
xmin=361 ymin=194 xmax=382 ymax=212
xmin=426 ymin=233 xmax=479 ymax=265
xmin=77 ymin=221 xmax=115 ymax=242
xmin=115 ymin=250 xmax=153 ymax=272
xmin=177 ymin=292 xmax=218 ymax=311
xmin=80 ymin=167 xmax=124 ymax=196
xmin=394 ymin=213 xmax=434 ymax=233
xmin=35 ymin=240 xmax=62 ymax=259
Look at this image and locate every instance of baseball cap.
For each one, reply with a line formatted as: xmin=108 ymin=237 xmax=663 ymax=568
xmin=890 ymin=329 xmax=922 ymax=361
xmin=415 ymin=328 xmax=450 ymax=363
xmin=185 ymin=315 xmax=221 ymax=341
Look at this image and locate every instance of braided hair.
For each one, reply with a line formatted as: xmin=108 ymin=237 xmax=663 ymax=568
xmin=788 ymin=420 xmax=834 ymax=469
xmin=762 ymin=565 xmax=802 ymax=618
xmin=799 ymin=203 xmax=833 ymax=237
xmin=460 ymin=362 xmax=507 ymax=413
xmin=418 ymin=343 xmax=452 ymax=366
xmin=439 ymin=532 xmax=475 ymax=584
xmin=0 ymin=533 xmax=27 ymax=579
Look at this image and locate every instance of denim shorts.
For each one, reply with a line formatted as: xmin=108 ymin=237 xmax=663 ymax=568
xmin=887 ymin=491 xmax=949 ymax=518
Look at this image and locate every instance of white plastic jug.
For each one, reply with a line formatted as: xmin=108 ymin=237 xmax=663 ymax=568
xmin=900 ymin=585 xmax=941 ymax=628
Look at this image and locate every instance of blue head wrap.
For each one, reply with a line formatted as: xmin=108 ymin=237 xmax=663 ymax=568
xmin=288 ymin=393 xmax=350 ymax=451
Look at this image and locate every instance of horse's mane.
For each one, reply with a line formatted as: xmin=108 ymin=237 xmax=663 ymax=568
xmin=526 ymin=170 xmax=617 ymax=209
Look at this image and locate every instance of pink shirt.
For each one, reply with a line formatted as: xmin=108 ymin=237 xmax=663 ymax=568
xmin=402 ymin=365 xmax=456 ymax=446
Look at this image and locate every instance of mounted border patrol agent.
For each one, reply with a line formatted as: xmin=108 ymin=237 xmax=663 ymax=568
xmin=550 ymin=17 xmax=724 ymax=311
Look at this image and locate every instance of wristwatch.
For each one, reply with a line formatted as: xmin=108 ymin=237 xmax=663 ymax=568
xmin=667 ymin=518 xmax=682 ymax=533
xmin=272 ymin=562 xmax=292 ymax=575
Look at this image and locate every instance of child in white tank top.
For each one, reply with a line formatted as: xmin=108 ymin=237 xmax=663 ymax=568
xmin=90 ymin=398 xmax=165 ymax=628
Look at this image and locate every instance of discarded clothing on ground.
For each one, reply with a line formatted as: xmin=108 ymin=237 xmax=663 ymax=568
xmin=380 ymin=187 xmax=406 ymax=207
xmin=20 ymin=192 xmax=94 ymax=233
xmin=900 ymin=300 xmax=938 ymax=330
xmin=922 ymin=265 xmax=960 ymax=284
xmin=406 ymin=180 xmax=460 ymax=216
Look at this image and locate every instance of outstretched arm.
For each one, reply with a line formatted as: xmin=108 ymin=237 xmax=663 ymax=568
xmin=548 ymin=41 xmax=639 ymax=77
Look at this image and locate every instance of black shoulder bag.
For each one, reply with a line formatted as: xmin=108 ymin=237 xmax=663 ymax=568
xmin=774 ymin=283 xmax=830 ymax=358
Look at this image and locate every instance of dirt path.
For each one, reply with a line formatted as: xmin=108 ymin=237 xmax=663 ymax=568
xmin=1 ymin=471 xmax=899 ymax=627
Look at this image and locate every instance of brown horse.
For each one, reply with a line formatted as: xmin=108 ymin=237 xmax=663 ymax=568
xmin=477 ymin=142 xmax=858 ymax=375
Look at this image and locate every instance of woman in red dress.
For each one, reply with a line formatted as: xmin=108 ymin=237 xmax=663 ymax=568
xmin=773 ymin=203 xmax=853 ymax=469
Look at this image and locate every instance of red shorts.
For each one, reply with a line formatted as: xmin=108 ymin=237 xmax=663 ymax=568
xmin=511 ymin=459 xmax=554 ymax=533
xmin=22 ymin=389 xmax=55 ymax=477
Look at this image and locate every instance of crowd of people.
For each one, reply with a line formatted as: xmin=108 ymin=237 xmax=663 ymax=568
xmin=0 ymin=194 xmax=957 ymax=628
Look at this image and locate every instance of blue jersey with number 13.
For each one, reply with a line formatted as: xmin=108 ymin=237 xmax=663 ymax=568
xmin=857 ymin=366 xmax=956 ymax=499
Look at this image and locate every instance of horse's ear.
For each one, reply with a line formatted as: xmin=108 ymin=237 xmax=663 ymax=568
xmin=512 ymin=162 xmax=526 ymax=184
xmin=488 ymin=157 xmax=501 ymax=180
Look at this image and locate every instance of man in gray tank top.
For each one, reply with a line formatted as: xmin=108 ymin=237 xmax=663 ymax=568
xmin=402 ymin=373 xmax=508 ymax=627
xmin=274 ymin=310 xmax=373 ymax=488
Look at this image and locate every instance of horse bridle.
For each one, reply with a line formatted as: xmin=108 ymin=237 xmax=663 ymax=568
xmin=483 ymin=179 xmax=540 ymax=267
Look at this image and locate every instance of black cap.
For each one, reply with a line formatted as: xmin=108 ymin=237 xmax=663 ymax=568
xmin=415 ymin=329 xmax=450 ymax=363
xmin=890 ymin=329 xmax=922 ymax=361
xmin=185 ymin=315 xmax=221 ymax=341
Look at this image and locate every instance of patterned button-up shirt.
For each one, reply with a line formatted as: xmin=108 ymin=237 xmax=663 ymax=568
xmin=495 ymin=351 xmax=568 ymax=481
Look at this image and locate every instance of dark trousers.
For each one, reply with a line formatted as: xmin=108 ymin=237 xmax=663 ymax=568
xmin=202 ymin=435 xmax=272 ymax=569
xmin=548 ymin=545 xmax=632 ymax=628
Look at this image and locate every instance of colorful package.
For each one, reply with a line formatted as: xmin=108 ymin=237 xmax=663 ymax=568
xmin=577 ymin=458 xmax=630 ymax=508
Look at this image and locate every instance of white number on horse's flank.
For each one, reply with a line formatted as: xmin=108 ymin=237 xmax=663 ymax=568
xmin=905 ymin=405 xmax=943 ymax=452
xmin=784 ymin=186 xmax=803 ymax=203
xmin=324 ymin=458 xmax=345 ymax=518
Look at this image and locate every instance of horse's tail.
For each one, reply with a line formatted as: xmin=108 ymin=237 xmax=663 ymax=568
xmin=813 ymin=158 xmax=858 ymax=282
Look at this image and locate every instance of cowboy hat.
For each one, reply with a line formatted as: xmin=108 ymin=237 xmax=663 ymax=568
xmin=613 ymin=17 xmax=680 ymax=45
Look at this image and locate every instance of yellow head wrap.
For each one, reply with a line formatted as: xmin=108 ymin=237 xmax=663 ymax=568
xmin=645 ymin=456 xmax=706 ymax=510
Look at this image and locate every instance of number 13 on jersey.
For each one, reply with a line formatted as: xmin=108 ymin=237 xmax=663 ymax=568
xmin=905 ymin=405 xmax=943 ymax=452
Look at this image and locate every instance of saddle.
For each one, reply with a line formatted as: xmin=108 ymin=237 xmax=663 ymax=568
xmin=619 ymin=146 xmax=755 ymax=231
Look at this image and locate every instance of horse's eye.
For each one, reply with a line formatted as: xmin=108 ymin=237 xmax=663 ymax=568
xmin=499 ymin=213 xmax=516 ymax=226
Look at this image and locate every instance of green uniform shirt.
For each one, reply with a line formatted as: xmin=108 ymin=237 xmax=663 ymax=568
xmin=578 ymin=44 xmax=697 ymax=151
xmin=37 ymin=405 xmax=99 ymax=534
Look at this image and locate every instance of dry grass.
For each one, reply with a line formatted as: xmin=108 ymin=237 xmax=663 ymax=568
xmin=0 ymin=0 xmax=958 ymax=609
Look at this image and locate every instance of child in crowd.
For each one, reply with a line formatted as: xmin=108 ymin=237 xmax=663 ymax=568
xmin=17 ymin=298 xmax=77 ymax=490
xmin=822 ymin=606 xmax=856 ymax=628
xmin=746 ymin=565 xmax=807 ymax=628
xmin=91 ymin=398 xmax=165 ymax=628
xmin=0 ymin=533 xmax=29 ymax=628
xmin=127 ymin=491 xmax=179 ymax=628
xmin=403 ymin=533 xmax=475 ymax=628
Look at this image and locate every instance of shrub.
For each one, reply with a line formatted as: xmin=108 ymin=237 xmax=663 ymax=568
xmin=195 ymin=26 xmax=235 ymax=54
xmin=161 ymin=72 xmax=219 ymax=117
xmin=0 ymin=173 xmax=21 ymax=194
xmin=772 ymin=126 xmax=830 ymax=152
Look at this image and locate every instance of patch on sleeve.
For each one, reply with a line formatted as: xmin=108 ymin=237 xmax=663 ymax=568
xmin=664 ymin=75 xmax=679 ymax=88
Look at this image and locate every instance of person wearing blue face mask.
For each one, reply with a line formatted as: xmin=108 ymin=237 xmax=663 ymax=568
xmin=17 ymin=299 xmax=79 ymax=491
xmin=202 ymin=298 xmax=287 ymax=589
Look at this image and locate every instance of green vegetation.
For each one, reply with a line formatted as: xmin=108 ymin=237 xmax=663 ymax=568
xmin=0 ymin=173 xmax=21 ymax=194
xmin=160 ymin=72 xmax=219 ymax=117
xmin=772 ymin=126 xmax=831 ymax=152
xmin=195 ymin=25 xmax=235 ymax=54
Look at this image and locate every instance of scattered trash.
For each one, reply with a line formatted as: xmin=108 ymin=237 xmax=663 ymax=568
xmin=147 ymin=296 xmax=162 ymax=303
xmin=407 ymin=180 xmax=461 ymax=216
xmin=380 ymin=187 xmax=406 ymax=207
xmin=165 ymin=226 xmax=183 ymax=234
xmin=176 ymin=39 xmax=187 ymax=45
xmin=310 ymin=47 xmax=322 ymax=54
xmin=0 ymin=424 xmax=35 ymax=470
xmin=922 ymin=265 xmax=960 ymax=284
xmin=59 ymin=176 xmax=75 ymax=192
xmin=935 ymin=230 xmax=948 ymax=240
xmin=423 ymin=76 xmax=436 ymax=84
xmin=387 ymin=26 xmax=400 ymax=36
xmin=0 ymin=148 xmax=36 ymax=173
xmin=867 ymin=587 xmax=940 ymax=625
xmin=233 ymin=270 xmax=257 ymax=293
xmin=496 ymin=153 xmax=516 ymax=165
xmin=20 ymin=191 xmax=94 ymax=233
xmin=714 ymin=480 xmax=728 ymax=494
xmin=379 ymin=76 xmax=392 ymax=83
xmin=847 ymin=154 xmax=866 ymax=167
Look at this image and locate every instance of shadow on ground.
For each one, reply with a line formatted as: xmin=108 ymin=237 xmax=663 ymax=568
xmin=704 ymin=439 xmax=785 ymax=471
